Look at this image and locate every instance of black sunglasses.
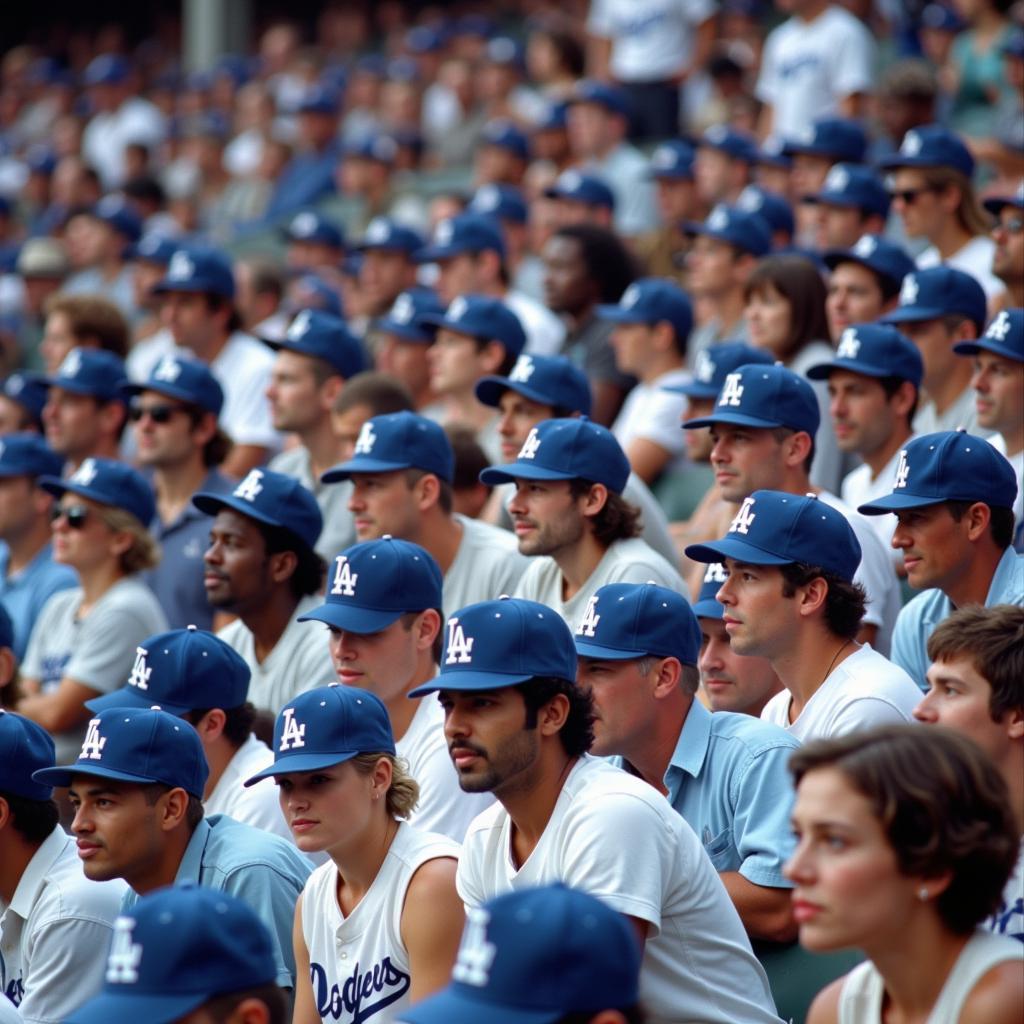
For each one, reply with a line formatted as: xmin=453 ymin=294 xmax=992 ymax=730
xmin=129 ymin=401 xmax=186 ymax=424
xmin=890 ymin=187 xmax=937 ymax=205
xmin=51 ymin=503 xmax=91 ymax=529
xmin=997 ymin=216 xmax=1024 ymax=235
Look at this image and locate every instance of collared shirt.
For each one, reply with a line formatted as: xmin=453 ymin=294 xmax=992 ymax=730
xmin=891 ymin=547 xmax=1024 ymax=690
xmin=144 ymin=468 xmax=234 ymax=630
xmin=661 ymin=701 xmax=799 ymax=888
xmin=121 ymin=814 xmax=311 ymax=989
xmin=0 ymin=543 xmax=77 ymax=661
xmin=205 ymin=733 xmax=290 ymax=841
xmin=0 ymin=828 xmax=125 ymax=1024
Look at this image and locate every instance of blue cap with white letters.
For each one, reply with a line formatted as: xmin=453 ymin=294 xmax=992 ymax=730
xmin=475 ymin=353 xmax=592 ymax=415
xmin=375 ymin=288 xmax=445 ymax=343
xmin=953 ymin=309 xmax=1023 ymax=362
xmin=736 ymin=185 xmax=795 ymax=240
xmin=469 ymin=184 xmax=528 ymax=225
xmin=45 ymin=347 xmax=127 ymax=402
xmin=480 ymin=119 xmax=530 ymax=161
xmin=692 ymin=563 xmax=728 ymax=619
xmin=823 ymin=234 xmax=917 ymax=292
xmin=700 ymin=124 xmax=758 ymax=162
xmin=569 ymin=80 xmax=630 ymax=119
xmin=685 ymin=204 xmax=771 ymax=257
xmin=597 ymin=278 xmax=693 ymax=344
xmin=263 ymin=308 xmax=366 ymax=379
xmin=807 ymin=323 xmax=923 ymax=387
xmin=282 ymin=209 xmax=345 ymax=249
xmin=646 ymin=139 xmax=696 ymax=180
xmin=882 ymin=266 xmax=988 ymax=331
xmin=354 ymin=217 xmax=424 ymax=255
xmin=420 ymin=294 xmax=526 ymax=357
xmin=0 ymin=432 xmax=64 ymax=480
xmin=120 ymin=353 xmax=225 ymax=416
xmin=416 ymin=213 xmax=506 ymax=263
xmin=0 ymin=709 xmax=56 ymax=800
xmin=805 ymin=164 xmax=891 ymax=219
xmin=544 ymin=170 xmax=616 ymax=211
xmin=782 ymin=117 xmax=867 ymax=163
xmin=880 ymin=124 xmax=974 ymax=178
xmin=2 ymin=372 xmax=50 ymax=424
xmin=41 ymin=456 xmax=156 ymax=526
xmin=665 ymin=342 xmax=772 ymax=400
xmin=153 ymin=246 xmax=236 ymax=299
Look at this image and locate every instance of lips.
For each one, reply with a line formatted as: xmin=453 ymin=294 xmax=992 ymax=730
xmin=290 ymin=819 xmax=318 ymax=834
xmin=76 ymin=839 xmax=102 ymax=859
xmin=793 ymin=899 xmax=823 ymax=923
xmin=450 ymin=745 xmax=484 ymax=770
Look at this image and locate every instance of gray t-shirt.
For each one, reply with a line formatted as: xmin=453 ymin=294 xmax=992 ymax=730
xmin=443 ymin=515 xmax=531 ymax=620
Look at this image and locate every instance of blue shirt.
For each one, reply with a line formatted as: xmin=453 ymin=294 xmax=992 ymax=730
xmin=121 ymin=814 xmax=311 ymax=988
xmin=143 ymin=469 xmax=234 ymax=631
xmin=0 ymin=542 xmax=78 ymax=661
xmin=891 ymin=547 xmax=1024 ymax=690
xmin=662 ymin=701 xmax=799 ymax=889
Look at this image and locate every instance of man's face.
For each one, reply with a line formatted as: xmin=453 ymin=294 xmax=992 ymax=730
xmin=715 ymin=560 xmax=795 ymax=659
xmin=507 ymin=478 xmax=586 ymax=557
xmin=655 ymin=178 xmax=696 ymax=222
xmin=162 ymin=291 xmax=218 ymax=352
xmin=971 ymin=351 xmax=1024 ymax=436
xmin=266 ymin=350 xmax=328 ymax=433
xmin=40 ymin=311 xmax=79 ymax=373
xmin=69 ymin=777 xmax=167 ymax=884
xmin=709 ymin=424 xmax=787 ymax=502
xmin=43 ymin=388 xmax=104 ymax=458
xmin=359 ymin=249 xmax=415 ymax=314
xmin=434 ymin=253 xmax=482 ymax=306
xmin=827 ymin=370 xmax=901 ymax=458
xmin=683 ymin=397 xmax=715 ymax=462
xmin=0 ymin=396 xmax=31 ymax=434
xmin=203 ymin=508 xmax=273 ymax=611
xmin=132 ymin=390 xmax=200 ymax=469
xmin=825 ymin=262 xmax=886 ymax=341
xmin=695 ymin=148 xmax=734 ymax=206
xmin=331 ymin=402 xmax=372 ymax=461
xmin=890 ymin=169 xmax=943 ymax=239
xmin=440 ymin=687 xmax=541 ymax=794
xmin=900 ymin=317 xmax=965 ymax=389
xmin=0 ymin=476 xmax=37 ymax=539
xmin=686 ymin=236 xmax=739 ymax=298
xmin=347 ymin=471 xmax=423 ymax=541
xmin=609 ymin=322 xmax=658 ymax=377
xmin=698 ymin=615 xmax=782 ymax=716
xmin=891 ymin=503 xmax=974 ymax=591
xmin=992 ymin=207 xmax=1024 ymax=287
xmin=790 ymin=154 xmax=832 ymax=199
xmin=375 ymin=333 xmax=432 ymax=402
xmin=566 ymin=101 xmax=611 ymax=159
xmin=816 ymin=205 xmax=868 ymax=252
xmin=428 ymin=328 xmax=488 ymax=396
xmin=327 ymin=615 xmax=424 ymax=702
xmin=577 ymin=657 xmax=657 ymax=758
xmin=496 ymin=390 xmax=554 ymax=462
xmin=51 ymin=494 xmax=122 ymax=572
xmin=542 ymin=235 xmax=591 ymax=315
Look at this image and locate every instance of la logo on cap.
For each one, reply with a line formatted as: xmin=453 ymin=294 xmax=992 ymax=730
xmin=279 ymin=707 xmax=306 ymax=751
xmin=719 ymin=371 xmax=744 ymax=407
xmin=291 ymin=211 xmax=317 ymax=236
xmin=330 ymin=554 xmax=358 ymax=597
xmin=234 ymin=469 xmax=264 ymax=502
xmin=621 ymin=284 xmax=641 ymax=308
xmin=899 ymin=275 xmax=918 ymax=306
xmin=825 ymin=165 xmax=849 ymax=191
xmin=695 ymin=349 xmax=715 ymax=383
xmin=365 ymin=218 xmax=389 ymax=244
xmin=287 ymin=309 xmax=314 ymax=340
xmin=434 ymin=219 xmax=455 ymax=246
xmin=729 ymin=496 xmax=757 ymax=535
xmin=837 ymin=329 xmax=860 ymax=359
xmin=447 ymin=296 xmax=469 ymax=322
xmin=894 ymin=448 xmax=910 ymax=489
xmin=445 ymin=617 xmax=474 ymax=665
xmin=106 ymin=917 xmax=143 ymax=985
xmin=708 ymin=206 xmax=729 ymax=231
xmin=509 ymin=354 xmax=535 ymax=382
xmin=168 ymin=250 xmax=195 ymax=281
xmin=354 ymin=421 xmax=376 ymax=454
xmin=60 ymin=349 xmax=83 ymax=378
xmin=390 ymin=292 xmax=414 ymax=324
xmin=704 ymin=562 xmax=728 ymax=583
xmin=987 ymin=310 xmax=1011 ymax=341
xmin=71 ymin=457 xmax=98 ymax=487
xmin=128 ymin=646 xmax=152 ymax=690
xmin=577 ymin=595 xmax=601 ymax=637
xmin=852 ymin=235 xmax=877 ymax=257
xmin=153 ymin=355 xmax=182 ymax=382
xmin=901 ymin=131 xmax=922 ymax=157
xmin=452 ymin=907 xmax=496 ymax=987
xmin=80 ymin=718 xmax=107 ymax=761
xmin=518 ymin=427 xmax=542 ymax=460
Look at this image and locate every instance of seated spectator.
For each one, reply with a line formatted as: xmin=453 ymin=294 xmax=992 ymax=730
xmin=39 ymin=293 xmax=129 ymax=373
xmin=804 ymin=164 xmax=891 ymax=252
xmin=371 ymin=288 xmax=445 ymax=415
xmin=544 ymin=169 xmax=617 ymax=232
xmin=280 ymin=209 xmax=345 ymax=274
xmin=353 ymin=217 xmax=423 ymax=320
xmin=696 ymin=125 xmax=758 ymax=207
xmin=986 ymin=185 xmax=1024 ymax=311
xmin=0 ymin=373 xmax=48 ymax=434
xmin=635 ymin=140 xmax=697 ymax=286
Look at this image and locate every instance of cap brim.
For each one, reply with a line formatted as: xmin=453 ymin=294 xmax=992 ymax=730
xmin=66 ymin=989 xmax=208 ymax=1024
xmin=474 ymin=376 xmax=562 ymax=409
xmin=118 ymin=379 xmax=217 ymax=412
xmin=375 ymin=318 xmax=433 ymax=343
xmin=595 ymin=304 xmax=648 ymax=324
xmin=190 ymin=491 xmax=289 ymax=533
xmin=414 ymin=245 xmax=462 ymax=264
xmin=953 ymin=338 xmax=1020 ymax=361
xmin=692 ymin=597 xmax=723 ymax=619
xmin=574 ymin=639 xmax=648 ymax=660
xmin=683 ymin=537 xmax=794 ymax=566
xmin=681 ymin=410 xmax=786 ymax=430
xmin=857 ymin=492 xmax=947 ymax=515
xmin=42 ymin=377 xmax=119 ymax=400
xmin=297 ymin=603 xmax=404 ymax=633
xmin=479 ymin=462 xmax=577 ymax=486
xmin=39 ymin=476 xmax=111 ymax=508
xmin=32 ymin=762 xmax=164 ymax=789
xmin=244 ymin=749 xmax=360 ymax=786
xmin=320 ymin=457 xmax=412 ymax=483
xmin=85 ymin=688 xmax=192 ymax=716
xmin=882 ymin=306 xmax=947 ymax=324
xmin=397 ymin=986 xmax=560 ymax=1024
xmin=806 ymin=360 xmax=892 ymax=381
xmin=408 ymin=669 xmax=536 ymax=698
xmin=664 ymin=382 xmax=716 ymax=398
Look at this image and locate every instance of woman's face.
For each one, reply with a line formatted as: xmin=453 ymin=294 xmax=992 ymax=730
xmin=745 ymin=284 xmax=794 ymax=357
xmin=784 ymin=767 xmax=931 ymax=954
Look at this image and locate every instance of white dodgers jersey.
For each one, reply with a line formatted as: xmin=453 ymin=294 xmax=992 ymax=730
xmin=301 ymin=823 xmax=459 ymax=1023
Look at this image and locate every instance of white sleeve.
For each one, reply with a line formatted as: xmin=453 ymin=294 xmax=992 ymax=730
xmin=455 ymin=831 xmax=489 ymax=911
xmin=831 ymin=20 xmax=875 ymax=98
xmin=682 ymin=0 xmax=717 ymax=25
xmin=754 ymin=30 xmax=780 ymax=104
xmin=220 ymin=362 xmax=279 ymax=449
xmin=625 ymin=390 xmax=688 ymax=456
xmin=847 ymin=516 xmax=897 ymax=631
xmin=587 ymin=0 xmax=615 ymax=36
xmin=829 ymin=696 xmax=912 ymax=736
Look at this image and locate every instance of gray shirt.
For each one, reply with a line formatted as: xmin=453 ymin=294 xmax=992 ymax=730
xmin=443 ymin=515 xmax=531 ymax=620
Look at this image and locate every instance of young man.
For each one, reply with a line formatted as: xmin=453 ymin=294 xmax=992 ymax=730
xmin=83 ymin=627 xmax=288 ymax=840
xmin=410 ymin=597 xmax=782 ymax=1024
xmin=65 ymin=887 xmax=286 ymax=1024
xmin=882 ymin=265 xmax=989 ymax=435
xmin=914 ymin=604 xmax=1023 ymax=943
xmin=32 ymin=708 xmax=310 ymax=990
xmin=372 ymin=288 xmax=445 ymax=414
xmin=323 ymin=411 xmax=527 ymax=619
xmin=124 ymin=354 xmax=233 ymax=631
xmin=686 ymin=490 xmax=921 ymax=740
xmin=196 ymin=467 xmax=334 ymax=716
xmin=987 ymin=185 xmax=1024 ymax=309
xmin=575 ymin=582 xmax=799 ymax=943
xmin=265 ymin=308 xmax=366 ymax=562
xmin=483 ymin=417 xmax=685 ymax=626
xmin=40 ymin=292 xmax=129 ymax=373
xmin=598 ymin=279 xmax=692 ymax=484
xmin=636 ymin=139 xmax=697 ymax=285
xmin=353 ymin=217 xmax=423 ymax=320
xmin=804 ymin=163 xmax=891 ymax=252
xmin=695 ymin=126 xmax=757 ymax=208
xmin=0 ymin=711 xmax=125 ymax=1023
xmin=859 ymin=430 xmax=1023 ymax=688
xmin=0 ymin=435 xmax=77 ymax=660
xmin=281 ymin=209 xmax=345 ymax=273
xmin=543 ymin=169 xmax=617 ymax=232
xmin=298 ymin=537 xmax=492 ymax=841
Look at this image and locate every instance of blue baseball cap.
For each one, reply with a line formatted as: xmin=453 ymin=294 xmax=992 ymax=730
xmin=807 ymin=323 xmax=924 ymax=387
xmin=543 ymin=170 xmax=616 ymax=211
xmin=409 ymin=597 xmax=578 ymax=695
xmin=45 ymin=347 xmax=127 ymax=403
xmin=880 ymin=124 xmax=974 ymax=178
xmin=406 ymin=24 xmax=446 ymax=54
xmin=574 ymin=583 xmax=702 ymax=666
xmin=33 ymin=707 xmax=209 ymax=796
xmin=476 ymin=353 xmax=592 ymax=414
xmin=321 ymin=410 xmax=454 ymax=484
xmin=533 ymin=102 xmax=568 ymax=133
xmin=355 ymin=217 xmax=424 ymax=256
xmin=66 ymin=886 xmax=278 ymax=1024
xmin=484 ymin=36 xmax=523 ymax=67
xmin=0 ymin=432 xmax=64 ymax=479
xmin=298 ymin=537 xmax=443 ymax=633
xmin=953 ymin=308 xmax=1023 ymax=362
xmin=823 ymin=233 xmax=917 ymax=291
xmin=85 ymin=626 xmax=251 ymax=717
xmin=282 ymin=209 xmax=345 ymax=249
xmin=398 ymin=884 xmax=642 ymax=1024
xmin=121 ymin=353 xmax=225 ymax=416
xmin=416 ymin=213 xmax=506 ymax=263
xmin=666 ymin=342 xmax=773 ymax=400
xmin=569 ymin=80 xmax=630 ymax=119
xmin=90 ymin=195 xmax=142 ymax=243
xmin=806 ymin=164 xmax=891 ymax=219
xmin=754 ymin=136 xmax=792 ymax=170
xmin=983 ymin=181 xmax=1024 ymax=217
xmin=481 ymin=120 xmax=530 ymax=162
xmin=700 ymin=124 xmax=758 ymax=163
xmin=647 ymin=139 xmax=695 ymax=180
xmin=2 ymin=371 xmax=50 ymax=423
xmin=597 ymin=277 xmax=693 ymax=342
xmin=685 ymin=204 xmax=772 ymax=257
xmin=264 ymin=308 xmax=366 ymax=379
xmin=420 ymin=294 xmax=526 ymax=357
xmin=286 ymin=273 xmax=344 ymax=319
xmin=83 ymin=53 xmax=129 ymax=86
xmin=686 ymin=490 xmax=863 ymax=582
xmin=153 ymin=246 xmax=236 ymax=299
xmin=376 ymin=288 xmax=445 ymax=343
xmin=736 ymin=185 xmax=795 ymax=240
xmin=684 ymin=362 xmax=821 ymax=435
xmin=469 ymin=184 xmax=528 ymax=225
xmin=921 ymin=2 xmax=966 ymax=32
xmin=296 ymin=84 xmax=340 ymax=115
xmin=858 ymin=430 xmax=1018 ymax=514
xmin=344 ymin=133 xmax=398 ymax=164
xmin=41 ymin=456 xmax=156 ymax=525
xmin=692 ymin=562 xmax=728 ymax=619
xmin=480 ymin=417 xmax=631 ymax=494
xmin=782 ymin=117 xmax=867 ymax=163
xmin=0 ymin=709 xmax=56 ymax=800
xmin=0 ymin=603 xmax=11 ymax=651
xmin=882 ymin=266 xmax=988 ymax=331
xmin=193 ymin=468 xmax=322 ymax=552
xmin=245 ymin=684 xmax=396 ymax=784
xmin=1001 ymin=25 xmax=1024 ymax=59
xmin=127 ymin=233 xmax=178 ymax=266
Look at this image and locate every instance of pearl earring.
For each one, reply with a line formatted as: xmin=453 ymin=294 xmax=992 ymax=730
xmin=918 ymin=887 xmax=929 ymax=902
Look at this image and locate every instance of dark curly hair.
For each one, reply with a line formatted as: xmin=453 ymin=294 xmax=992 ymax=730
xmin=780 ymin=562 xmax=866 ymax=641
xmin=520 ymin=675 xmax=595 ymax=758
xmin=568 ymin=479 xmax=642 ymax=546
xmin=790 ymin=725 xmax=1018 ymax=935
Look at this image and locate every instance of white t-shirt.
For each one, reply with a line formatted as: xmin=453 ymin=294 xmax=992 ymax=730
xmin=443 ymin=516 xmax=530 ymax=620
xmin=913 ymin=384 xmax=985 ymax=437
xmin=514 ymin=536 xmax=685 ymax=629
xmin=301 ymin=823 xmax=459 ymax=1024
xmin=611 ymin=368 xmax=690 ymax=473
xmin=987 ymin=434 xmax=1023 ymax=536
xmin=217 ymin=595 xmax=336 ymax=715
xmin=504 ymin=290 xmax=565 ymax=358
xmin=588 ymin=143 xmax=659 ymax=236
xmin=125 ymin=327 xmax=178 ymax=382
xmin=205 ymin=733 xmax=290 ymax=841
xmin=209 ymin=331 xmax=281 ymax=450
xmin=587 ymin=0 xmax=717 ymax=82
xmin=457 ymin=756 xmax=781 ymax=1024
xmin=916 ymin=236 xmax=1005 ymax=302
xmin=987 ymin=837 xmax=1023 ymax=942
xmin=761 ymin=644 xmax=920 ymax=741
xmin=756 ymin=6 xmax=875 ymax=141
xmin=397 ymin=697 xmax=493 ymax=842
xmin=841 ymin=444 xmax=913 ymax=571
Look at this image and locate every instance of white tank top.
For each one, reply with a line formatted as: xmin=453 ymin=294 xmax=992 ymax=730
xmin=838 ymin=929 xmax=1024 ymax=1023
xmin=301 ymin=822 xmax=459 ymax=1024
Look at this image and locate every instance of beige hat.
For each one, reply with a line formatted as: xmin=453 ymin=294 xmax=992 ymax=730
xmin=16 ymin=238 xmax=70 ymax=279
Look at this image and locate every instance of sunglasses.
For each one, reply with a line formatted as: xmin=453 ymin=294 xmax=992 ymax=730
xmin=129 ymin=401 xmax=187 ymax=424
xmin=51 ymin=503 xmax=91 ymax=529
xmin=890 ymin=187 xmax=937 ymax=205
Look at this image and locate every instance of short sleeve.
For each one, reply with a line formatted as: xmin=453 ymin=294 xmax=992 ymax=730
xmin=831 ymin=20 xmax=875 ymax=98
xmin=587 ymin=0 xmax=615 ymax=36
xmin=890 ymin=601 xmax=928 ymax=690
xmin=20 ymin=591 xmax=73 ymax=683
xmin=730 ymin=747 xmax=798 ymax=888
xmin=828 ymin=696 xmax=913 ymax=737
xmin=754 ymin=31 xmax=780 ymax=104
xmin=623 ymin=390 xmax=687 ymax=456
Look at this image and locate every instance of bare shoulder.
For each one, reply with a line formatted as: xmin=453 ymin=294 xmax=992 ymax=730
xmin=405 ymin=855 xmax=459 ymax=901
xmin=958 ymin=958 xmax=1024 ymax=1024
xmin=806 ymin=975 xmax=845 ymax=1024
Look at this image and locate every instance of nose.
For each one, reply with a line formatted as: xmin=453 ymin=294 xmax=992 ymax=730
xmin=715 ymin=576 xmax=736 ymax=606
xmin=347 ymin=489 xmax=365 ymax=513
xmin=709 ymin=436 xmax=728 ymax=465
xmin=699 ymin=639 xmax=723 ymax=674
xmin=891 ymin=521 xmax=911 ymax=550
xmin=443 ymin=703 xmax=470 ymax=743
xmin=70 ymin=803 xmax=91 ymax=836
xmin=912 ymin=693 xmax=937 ymax=724
xmin=204 ymin=539 xmax=222 ymax=566
xmin=783 ymin=840 xmax=813 ymax=884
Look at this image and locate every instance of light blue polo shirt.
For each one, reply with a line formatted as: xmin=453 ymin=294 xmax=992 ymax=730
xmin=662 ymin=701 xmax=800 ymax=889
xmin=121 ymin=814 xmax=311 ymax=988
xmin=891 ymin=547 xmax=1024 ymax=690
xmin=0 ymin=542 xmax=78 ymax=660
